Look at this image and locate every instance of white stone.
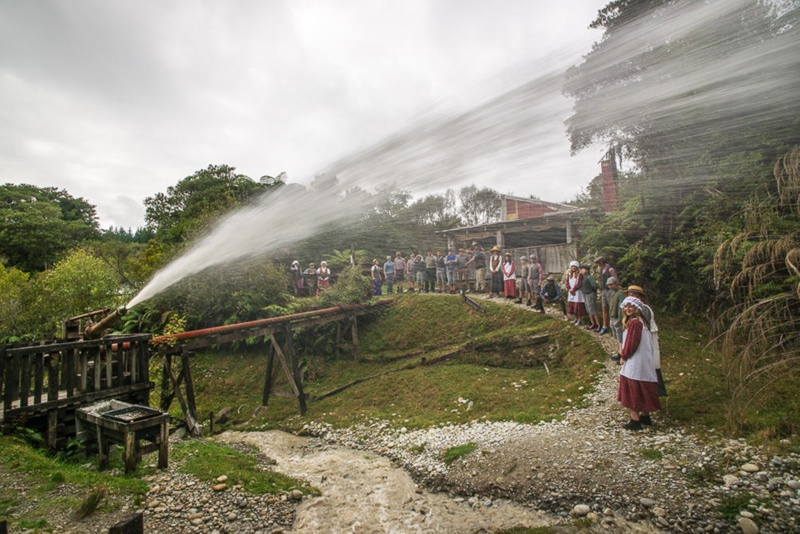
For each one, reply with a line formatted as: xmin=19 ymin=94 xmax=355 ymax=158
xmin=788 ymin=480 xmax=800 ymax=490
xmin=723 ymin=474 xmax=741 ymax=486
xmin=740 ymin=463 xmax=760 ymax=473
xmin=738 ymin=517 xmax=759 ymax=534
xmin=572 ymin=504 xmax=591 ymax=516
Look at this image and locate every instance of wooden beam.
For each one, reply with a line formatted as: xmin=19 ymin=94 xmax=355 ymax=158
xmin=262 ymin=345 xmax=275 ymax=406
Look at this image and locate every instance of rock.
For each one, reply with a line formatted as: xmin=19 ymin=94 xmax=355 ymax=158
xmin=738 ymin=517 xmax=759 ymax=534
xmin=640 ymin=497 xmax=655 ymax=508
xmin=290 ymin=489 xmax=304 ymax=501
xmin=723 ymin=474 xmax=740 ymax=486
xmin=741 ymin=463 xmax=760 ymax=473
xmin=788 ymin=480 xmax=800 ymax=490
xmin=213 ymin=483 xmax=227 ymax=492
xmin=213 ymin=407 xmax=233 ymax=425
xmin=572 ymin=504 xmax=591 ymax=516
xmin=216 ymin=475 xmax=228 ymax=483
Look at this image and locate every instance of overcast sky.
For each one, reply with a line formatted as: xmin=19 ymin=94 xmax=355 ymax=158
xmin=1 ymin=1 xmax=607 ymax=229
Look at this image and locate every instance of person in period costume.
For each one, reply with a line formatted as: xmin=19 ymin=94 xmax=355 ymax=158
xmin=303 ymin=262 xmax=318 ymax=297
xmin=370 ymin=259 xmax=382 ymax=296
xmin=290 ymin=260 xmax=302 ymax=296
xmin=393 ymin=252 xmax=406 ymax=293
xmin=596 ymin=256 xmax=619 ymax=335
xmin=382 ymin=256 xmax=394 ymax=294
xmin=501 ymin=252 xmax=516 ymax=299
xmin=528 ymin=254 xmax=543 ymax=308
xmin=626 ymin=285 xmax=666 ymax=397
xmin=617 ymin=296 xmax=661 ymax=430
xmin=488 ymin=246 xmax=503 ymax=298
xmin=565 ymin=260 xmax=586 ymax=325
xmin=580 ymin=265 xmax=601 ymax=331
xmin=317 ymin=260 xmax=331 ymax=295
xmin=540 ymin=275 xmax=567 ymax=318
xmin=606 ymin=277 xmax=626 ymax=362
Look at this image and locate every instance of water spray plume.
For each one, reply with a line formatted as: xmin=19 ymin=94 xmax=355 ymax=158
xmin=128 ymin=0 xmax=799 ymax=309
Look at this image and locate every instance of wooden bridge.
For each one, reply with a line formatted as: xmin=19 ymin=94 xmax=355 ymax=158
xmin=1 ymin=334 xmax=152 ymax=448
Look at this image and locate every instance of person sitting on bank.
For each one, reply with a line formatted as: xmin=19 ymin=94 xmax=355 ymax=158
xmin=539 ymin=275 xmax=567 ymax=318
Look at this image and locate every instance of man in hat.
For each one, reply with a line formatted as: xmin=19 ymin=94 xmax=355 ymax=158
xmin=540 ymin=275 xmax=567 ymax=318
xmin=466 ymin=245 xmax=487 ymax=293
xmin=596 ymin=256 xmax=619 ymax=335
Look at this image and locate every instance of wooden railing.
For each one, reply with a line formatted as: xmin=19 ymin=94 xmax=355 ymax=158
xmin=1 ymin=334 xmax=152 ymax=422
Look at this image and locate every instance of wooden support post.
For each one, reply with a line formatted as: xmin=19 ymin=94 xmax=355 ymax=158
xmin=47 ymin=410 xmax=59 ymax=449
xmin=269 ymin=335 xmax=300 ymax=398
xmin=262 ymin=344 xmax=275 ymax=406
xmin=181 ymin=352 xmax=198 ymax=425
xmin=351 ymin=317 xmax=359 ymax=361
xmin=335 ymin=322 xmax=342 ymax=359
xmin=96 ymin=425 xmax=108 ymax=469
xmin=158 ymin=418 xmax=169 ymax=469
xmin=124 ymin=428 xmax=137 ymax=474
xmin=159 ymin=350 xmax=173 ymax=412
xmin=282 ymin=326 xmax=306 ymax=415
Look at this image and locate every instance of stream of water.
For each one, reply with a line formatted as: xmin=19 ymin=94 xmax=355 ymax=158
xmin=216 ymin=431 xmax=553 ymax=533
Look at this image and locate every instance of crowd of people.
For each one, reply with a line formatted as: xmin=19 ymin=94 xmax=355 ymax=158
xmin=289 ymin=260 xmax=331 ymax=297
xmin=290 ymin=250 xmax=663 ymax=432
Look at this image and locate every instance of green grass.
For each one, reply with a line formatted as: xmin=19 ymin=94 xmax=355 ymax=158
xmin=638 ymin=448 xmax=664 ymax=461
xmin=167 ymin=295 xmax=604 ymax=433
xmin=172 ymin=440 xmax=317 ymax=495
xmin=443 ymin=443 xmax=477 ymax=464
xmin=0 ymin=433 xmax=150 ymax=529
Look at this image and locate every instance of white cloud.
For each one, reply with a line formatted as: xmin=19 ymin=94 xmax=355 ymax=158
xmin=0 ymin=0 xmax=606 ymax=228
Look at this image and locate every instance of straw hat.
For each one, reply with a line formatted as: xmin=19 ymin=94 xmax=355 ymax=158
xmin=491 ymin=246 xmax=501 ymax=252
xmin=626 ymin=285 xmax=646 ymax=297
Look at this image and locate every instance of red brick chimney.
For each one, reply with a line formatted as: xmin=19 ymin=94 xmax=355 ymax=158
xmin=600 ymin=153 xmax=618 ymax=213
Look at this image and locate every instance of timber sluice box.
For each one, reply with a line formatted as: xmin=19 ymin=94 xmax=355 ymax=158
xmin=76 ymin=399 xmax=169 ymax=473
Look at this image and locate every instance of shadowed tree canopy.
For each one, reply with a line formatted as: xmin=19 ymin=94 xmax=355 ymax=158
xmin=144 ymin=164 xmax=283 ymax=243
xmin=0 ymin=183 xmax=100 ymax=272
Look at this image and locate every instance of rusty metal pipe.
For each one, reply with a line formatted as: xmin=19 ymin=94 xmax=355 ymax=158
xmin=150 ymin=301 xmax=391 ymax=344
xmin=83 ymin=306 xmax=127 ymax=340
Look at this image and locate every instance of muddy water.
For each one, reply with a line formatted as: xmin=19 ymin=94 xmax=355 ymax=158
xmin=216 ymin=431 xmax=554 ymax=533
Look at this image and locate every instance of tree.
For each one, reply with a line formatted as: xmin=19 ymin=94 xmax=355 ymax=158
xmin=458 ymin=185 xmax=501 ymax=226
xmin=24 ymin=248 xmax=124 ymax=338
xmin=144 ymin=164 xmax=281 ymax=243
xmin=562 ymin=0 xmax=800 ymax=309
xmin=0 ymin=184 xmax=100 ymax=272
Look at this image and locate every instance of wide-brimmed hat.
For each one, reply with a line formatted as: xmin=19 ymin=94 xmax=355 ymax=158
xmin=504 ymin=252 xmax=511 ymax=256
xmin=595 ymin=256 xmax=606 ymax=263
xmin=546 ymin=275 xmax=555 ymax=281
xmin=491 ymin=246 xmax=501 ymax=252
xmin=626 ymin=285 xmax=646 ymax=296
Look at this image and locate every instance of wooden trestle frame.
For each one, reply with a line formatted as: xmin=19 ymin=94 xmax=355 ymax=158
xmin=152 ymin=301 xmax=392 ymax=436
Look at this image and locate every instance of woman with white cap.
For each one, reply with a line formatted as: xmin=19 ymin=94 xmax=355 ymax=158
xmin=317 ymin=260 xmax=331 ymax=295
xmin=290 ymin=260 xmax=302 ymax=296
xmin=617 ymin=296 xmax=660 ymax=430
xmin=564 ymin=260 xmax=586 ymax=325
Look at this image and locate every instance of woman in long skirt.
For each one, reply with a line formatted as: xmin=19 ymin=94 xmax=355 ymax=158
xmin=565 ymin=261 xmax=586 ymax=325
xmin=502 ymin=252 xmax=516 ymax=298
xmin=617 ymin=296 xmax=660 ymax=430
